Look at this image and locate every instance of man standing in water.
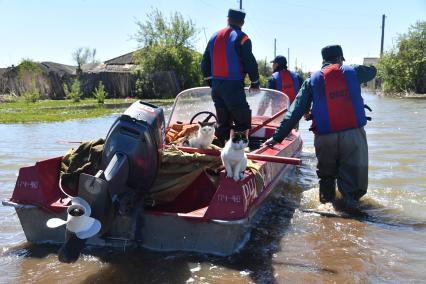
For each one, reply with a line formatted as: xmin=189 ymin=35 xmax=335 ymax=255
xmin=258 ymin=55 xmax=303 ymax=115
xmin=201 ymin=9 xmax=260 ymax=147
xmin=264 ymin=45 xmax=377 ymax=204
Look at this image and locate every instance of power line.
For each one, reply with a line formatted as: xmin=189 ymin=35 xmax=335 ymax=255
xmin=283 ymin=0 xmax=376 ymax=17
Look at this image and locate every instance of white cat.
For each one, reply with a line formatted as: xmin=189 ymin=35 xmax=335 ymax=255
xmin=221 ymin=130 xmax=248 ymax=181
xmin=184 ymin=121 xmax=216 ymax=149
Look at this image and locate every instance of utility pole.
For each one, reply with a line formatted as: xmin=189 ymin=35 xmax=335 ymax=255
xmin=264 ymin=56 xmax=267 ymax=71
xmin=239 ymin=0 xmax=242 ymax=9
xmin=380 ymin=14 xmax=386 ymax=56
xmin=202 ymin=27 xmax=208 ymax=44
xmin=288 ymin=48 xmax=290 ymax=69
xmin=274 ymin=38 xmax=276 ymax=58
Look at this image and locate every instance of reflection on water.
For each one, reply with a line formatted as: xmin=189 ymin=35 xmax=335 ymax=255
xmin=1 ymin=93 xmax=426 ymax=283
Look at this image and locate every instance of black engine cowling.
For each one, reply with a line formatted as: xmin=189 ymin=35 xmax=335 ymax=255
xmin=101 ymin=101 xmax=165 ymax=193
xmin=61 ymin=101 xmax=165 ymax=263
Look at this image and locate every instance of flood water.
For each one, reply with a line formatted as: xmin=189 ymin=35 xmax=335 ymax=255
xmin=1 ymin=92 xmax=425 ymax=283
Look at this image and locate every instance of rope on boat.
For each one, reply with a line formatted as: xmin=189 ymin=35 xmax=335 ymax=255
xmin=59 ymin=177 xmax=73 ymax=198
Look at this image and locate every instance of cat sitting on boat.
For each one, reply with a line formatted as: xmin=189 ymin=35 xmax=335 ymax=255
xmin=221 ymin=130 xmax=248 ymax=181
xmin=182 ymin=121 xmax=216 ymax=149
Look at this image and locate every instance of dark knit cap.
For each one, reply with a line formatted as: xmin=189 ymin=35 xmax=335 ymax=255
xmin=270 ymin=55 xmax=287 ymax=67
xmin=321 ymin=45 xmax=345 ymax=61
xmin=228 ymin=9 xmax=245 ymax=21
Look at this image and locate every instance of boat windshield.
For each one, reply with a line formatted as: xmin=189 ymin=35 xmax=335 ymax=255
xmin=167 ymin=87 xmax=289 ymax=127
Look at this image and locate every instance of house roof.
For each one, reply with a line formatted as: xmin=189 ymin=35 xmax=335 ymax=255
xmin=363 ymin=57 xmax=379 ymax=65
xmin=104 ymin=51 xmax=138 ymax=65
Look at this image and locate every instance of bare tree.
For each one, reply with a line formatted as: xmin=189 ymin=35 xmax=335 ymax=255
xmin=72 ymin=47 xmax=99 ymax=67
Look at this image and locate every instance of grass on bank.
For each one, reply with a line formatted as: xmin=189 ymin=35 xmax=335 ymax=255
xmin=0 ymin=98 xmax=174 ymax=123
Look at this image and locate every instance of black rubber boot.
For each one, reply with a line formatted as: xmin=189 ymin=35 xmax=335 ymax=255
xmin=214 ymin=107 xmax=232 ymax=147
xmin=58 ymin=229 xmax=87 ymax=263
xmin=231 ymin=108 xmax=251 ymax=132
xmin=319 ymin=178 xmax=336 ymax=204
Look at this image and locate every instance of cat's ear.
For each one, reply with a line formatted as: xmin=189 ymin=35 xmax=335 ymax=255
xmin=198 ymin=121 xmax=203 ymax=126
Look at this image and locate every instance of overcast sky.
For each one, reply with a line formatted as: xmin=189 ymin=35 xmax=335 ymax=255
xmin=0 ymin=0 xmax=424 ymax=71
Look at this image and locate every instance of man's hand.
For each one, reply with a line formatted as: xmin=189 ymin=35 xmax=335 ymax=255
xmin=263 ymin=137 xmax=279 ymax=147
xmin=203 ymin=77 xmax=212 ymax=88
xmin=304 ymin=112 xmax=312 ymax=121
xmin=249 ymin=86 xmax=260 ymax=93
xmin=249 ymin=81 xmax=260 ymax=93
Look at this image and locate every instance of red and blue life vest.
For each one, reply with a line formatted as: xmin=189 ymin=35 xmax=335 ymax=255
xmin=310 ymin=64 xmax=367 ymax=135
xmin=272 ymin=70 xmax=300 ymax=103
xmin=209 ymin=27 xmax=245 ymax=80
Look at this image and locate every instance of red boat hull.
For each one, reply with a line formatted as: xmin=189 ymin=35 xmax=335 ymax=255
xmin=3 ymin=129 xmax=302 ymax=255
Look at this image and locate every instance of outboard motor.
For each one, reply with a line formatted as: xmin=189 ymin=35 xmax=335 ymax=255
xmin=101 ymin=101 xmax=165 ymax=196
xmin=54 ymin=101 xmax=165 ymax=263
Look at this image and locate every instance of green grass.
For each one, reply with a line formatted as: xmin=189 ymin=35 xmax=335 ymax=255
xmin=0 ymin=98 xmax=175 ymax=123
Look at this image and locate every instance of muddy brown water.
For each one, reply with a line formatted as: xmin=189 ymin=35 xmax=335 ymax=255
xmin=1 ymin=92 xmax=425 ymax=283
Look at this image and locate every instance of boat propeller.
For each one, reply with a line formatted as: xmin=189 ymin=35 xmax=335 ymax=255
xmin=46 ymin=197 xmax=101 ymax=263
xmin=46 ymin=197 xmax=101 ymax=239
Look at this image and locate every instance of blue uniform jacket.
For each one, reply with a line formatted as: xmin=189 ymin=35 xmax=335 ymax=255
xmin=201 ymin=24 xmax=259 ymax=84
xmin=272 ymin=63 xmax=377 ymax=142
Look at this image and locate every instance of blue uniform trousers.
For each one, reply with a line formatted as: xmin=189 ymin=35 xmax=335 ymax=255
xmin=211 ymin=80 xmax=251 ymax=144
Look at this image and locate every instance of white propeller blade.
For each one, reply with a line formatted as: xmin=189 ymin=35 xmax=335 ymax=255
xmin=46 ymin=218 xmax=68 ymax=228
xmin=76 ymin=219 xmax=102 ymax=239
xmin=46 ymin=197 xmax=102 ymax=240
xmin=67 ymin=215 xmax=96 ymax=233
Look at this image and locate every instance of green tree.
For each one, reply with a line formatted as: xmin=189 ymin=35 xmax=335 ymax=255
xmin=257 ymin=58 xmax=273 ymax=78
xmin=133 ymin=9 xmax=202 ymax=95
xmin=134 ymin=9 xmax=197 ymax=48
xmin=17 ymin=59 xmax=41 ymax=76
xmin=21 ymin=89 xmax=41 ymax=103
xmin=64 ymin=78 xmax=82 ymax=102
xmin=255 ymin=59 xmax=273 ymax=87
xmin=377 ymin=21 xmax=426 ymax=94
xmin=295 ymin=67 xmax=310 ymax=81
xmin=93 ymin=81 xmax=107 ymax=103
xmin=17 ymin=58 xmax=42 ymax=103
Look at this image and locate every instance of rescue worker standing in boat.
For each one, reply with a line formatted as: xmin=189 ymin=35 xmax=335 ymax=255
xmin=264 ymin=45 xmax=377 ymax=204
xmin=258 ymin=55 xmax=303 ymax=116
xmin=201 ymin=9 xmax=260 ymax=146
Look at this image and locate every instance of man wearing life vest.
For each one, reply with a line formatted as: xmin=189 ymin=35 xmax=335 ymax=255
xmin=258 ymin=55 xmax=303 ymax=115
xmin=201 ymin=9 xmax=260 ymax=147
xmin=263 ymin=45 xmax=377 ymax=204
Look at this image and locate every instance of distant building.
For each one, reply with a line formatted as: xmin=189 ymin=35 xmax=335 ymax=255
xmin=363 ymin=57 xmax=379 ymax=89
xmin=103 ymin=51 xmax=139 ymax=72
xmin=92 ymin=50 xmax=180 ymax=97
xmin=81 ymin=50 xmax=139 ymax=74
